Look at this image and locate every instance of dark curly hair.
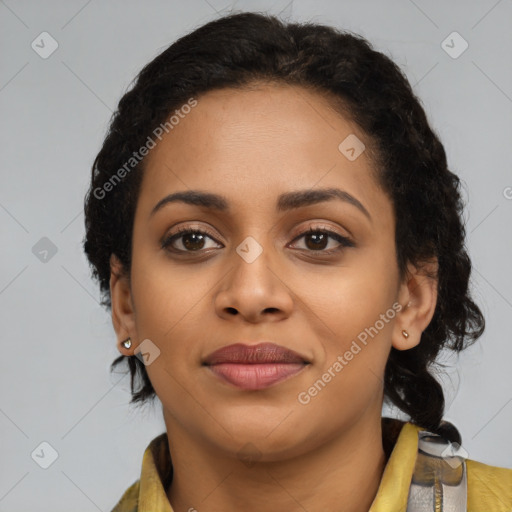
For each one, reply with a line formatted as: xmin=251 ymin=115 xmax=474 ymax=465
xmin=83 ymin=11 xmax=485 ymax=445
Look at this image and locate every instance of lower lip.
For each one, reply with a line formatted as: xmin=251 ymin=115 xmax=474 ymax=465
xmin=206 ymin=363 xmax=307 ymax=390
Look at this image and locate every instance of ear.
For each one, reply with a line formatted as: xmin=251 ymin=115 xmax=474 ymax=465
xmin=393 ymin=258 xmax=439 ymax=351
xmin=110 ymin=254 xmax=137 ymax=356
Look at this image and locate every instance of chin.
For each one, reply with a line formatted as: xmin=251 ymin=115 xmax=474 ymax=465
xmin=204 ymin=412 xmax=317 ymax=459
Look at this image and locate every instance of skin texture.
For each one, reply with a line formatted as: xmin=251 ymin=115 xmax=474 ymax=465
xmin=110 ymin=83 xmax=438 ymax=512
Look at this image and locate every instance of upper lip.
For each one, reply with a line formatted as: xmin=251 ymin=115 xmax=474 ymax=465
xmin=203 ymin=342 xmax=309 ymax=365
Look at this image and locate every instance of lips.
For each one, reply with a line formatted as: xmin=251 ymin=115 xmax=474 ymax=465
xmin=203 ymin=342 xmax=309 ymax=390
xmin=203 ymin=342 xmax=308 ymax=365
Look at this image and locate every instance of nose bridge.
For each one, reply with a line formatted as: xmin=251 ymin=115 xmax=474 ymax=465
xmin=229 ymin=204 xmax=277 ymax=267
xmin=231 ymin=232 xmax=275 ymax=286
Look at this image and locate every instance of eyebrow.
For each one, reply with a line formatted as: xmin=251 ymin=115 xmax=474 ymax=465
xmin=150 ymin=187 xmax=372 ymax=222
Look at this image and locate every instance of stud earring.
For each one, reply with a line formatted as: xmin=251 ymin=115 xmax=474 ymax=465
xmin=122 ymin=337 xmax=132 ymax=349
xmin=402 ymin=330 xmax=409 ymax=338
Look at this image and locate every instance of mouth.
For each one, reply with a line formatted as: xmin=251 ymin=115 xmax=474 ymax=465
xmin=202 ymin=342 xmax=310 ymax=390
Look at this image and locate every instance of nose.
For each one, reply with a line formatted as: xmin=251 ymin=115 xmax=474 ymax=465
xmin=213 ymin=239 xmax=294 ymax=323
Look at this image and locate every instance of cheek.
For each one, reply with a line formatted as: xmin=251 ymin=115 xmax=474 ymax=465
xmin=297 ymin=286 xmax=396 ymax=423
xmin=129 ymin=258 xmax=210 ymax=402
xmin=308 ymin=251 xmax=397 ymax=338
xmin=129 ymin=250 xmax=215 ymax=361
xmin=300 ymin=246 xmax=397 ymax=385
xmin=320 ymin=282 xmax=397 ymax=348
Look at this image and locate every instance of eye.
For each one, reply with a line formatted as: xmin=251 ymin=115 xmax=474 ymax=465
xmin=161 ymin=225 xmax=354 ymax=255
xmin=161 ymin=227 xmax=222 ymax=253
xmin=289 ymin=226 xmax=354 ymax=254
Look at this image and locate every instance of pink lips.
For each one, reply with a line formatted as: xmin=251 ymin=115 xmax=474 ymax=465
xmin=203 ymin=342 xmax=309 ymax=390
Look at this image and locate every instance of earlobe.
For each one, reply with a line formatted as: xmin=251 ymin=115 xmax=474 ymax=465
xmin=109 ymin=254 xmax=137 ymax=355
xmin=392 ymin=259 xmax=439 ymax=351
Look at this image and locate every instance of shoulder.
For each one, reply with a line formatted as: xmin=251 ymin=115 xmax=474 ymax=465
xmin=466 ymin=458 xmax=512 ymax=511
xmin=111 ymin=479 xmax=140 ymax=512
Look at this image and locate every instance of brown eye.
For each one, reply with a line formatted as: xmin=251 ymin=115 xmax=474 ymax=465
xmin=304 ymin=231 xmax=329 ymax=250
xmin=162 ymin=228 xmax=222 ymax=253
xmin=290 ymin=227 xmax=354 ymax=253
xmin=161 ymin=226 xmax=354 ymax=256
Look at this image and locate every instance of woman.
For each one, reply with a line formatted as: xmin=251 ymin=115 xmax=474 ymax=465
xmin=83 ymin=11 xmax=512 ymax=512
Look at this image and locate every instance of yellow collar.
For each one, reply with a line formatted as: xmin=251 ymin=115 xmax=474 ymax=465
xmin=112 ymin=418 xmax=512 ymax=511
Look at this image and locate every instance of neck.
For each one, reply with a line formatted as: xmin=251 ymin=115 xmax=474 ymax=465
xmin=164 ymin=410 xmax=389 ymax=512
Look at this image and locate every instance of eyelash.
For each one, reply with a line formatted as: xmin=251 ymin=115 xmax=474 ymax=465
xmin=161 ymin=225 xmax=354 ymax=255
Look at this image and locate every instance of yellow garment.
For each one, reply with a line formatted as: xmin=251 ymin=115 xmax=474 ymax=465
xmin=111 ymin=419 xmax=512 ymax=511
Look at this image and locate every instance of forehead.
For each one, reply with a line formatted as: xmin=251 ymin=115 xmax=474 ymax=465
xmin=138 ymin=83 xmax=390 ymax=222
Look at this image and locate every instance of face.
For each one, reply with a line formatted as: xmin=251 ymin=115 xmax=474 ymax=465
xmin=110 ymin=83 xmax=436 ymax=461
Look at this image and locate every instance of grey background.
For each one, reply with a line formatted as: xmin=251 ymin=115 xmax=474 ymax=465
xmin=1 ymin=0 xmax=511 ymax=510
